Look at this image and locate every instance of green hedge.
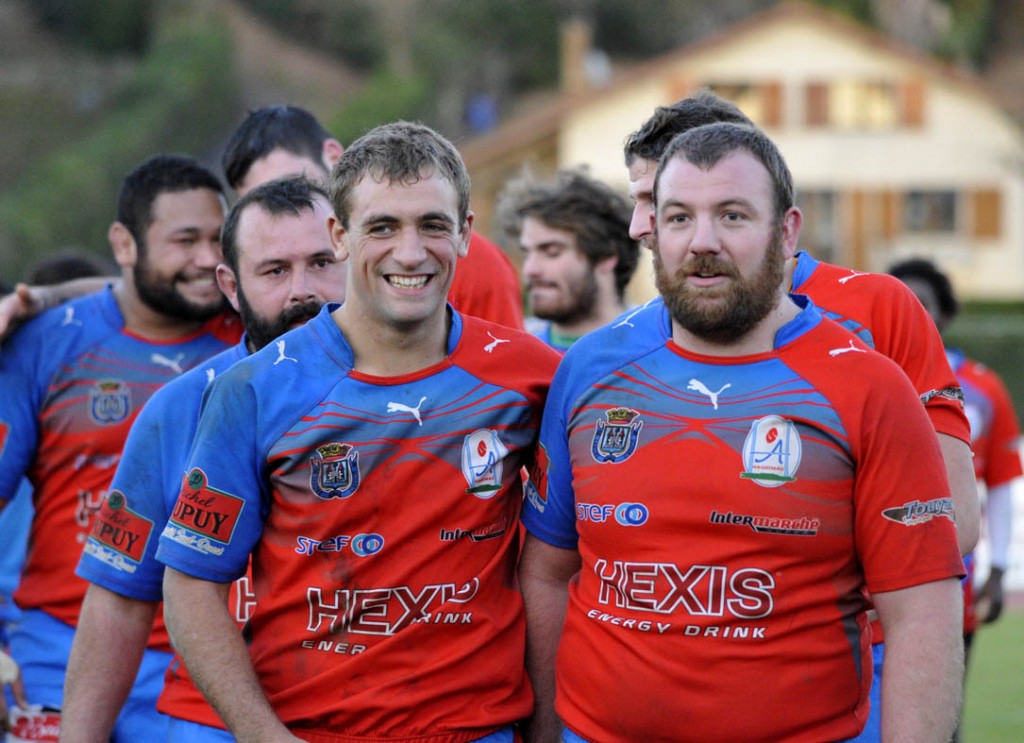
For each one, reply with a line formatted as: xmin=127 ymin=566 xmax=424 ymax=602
xmin=946 ymin=303 xmax=1024 ymax=425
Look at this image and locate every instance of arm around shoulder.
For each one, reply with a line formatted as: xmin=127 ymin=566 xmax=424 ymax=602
xmin=0 ymin=277 xmax=113 ymax=342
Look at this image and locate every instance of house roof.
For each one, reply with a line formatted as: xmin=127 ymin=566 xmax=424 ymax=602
xmin=462 ymin=0 xmax=1014 ymax=169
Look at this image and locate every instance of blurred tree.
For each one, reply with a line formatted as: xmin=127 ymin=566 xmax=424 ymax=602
xmin=0 ymin=7 xmax=238 ymax=278
xmin=936 ymin=0 xmax=996 ymax=68
xmin=240 ymin=0 xmax=385 ymax=70
xmin=34 ymin=0 xmax=155 ymax=55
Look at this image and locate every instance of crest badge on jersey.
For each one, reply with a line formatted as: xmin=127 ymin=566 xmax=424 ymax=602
xmin=310 ymin=442 xmax=361 ymax=499
xmin=741 ymin=415 xmax=801 ymax=487
xmin=591 ymin=407 xmax=643 ymax=464
xmin=89 ymin=380 xmax=131 ymax=424
xmin=524 ymin=442 xmax=550 ymax=513
xmin=462 ymin=429 xmax=509 ymax=498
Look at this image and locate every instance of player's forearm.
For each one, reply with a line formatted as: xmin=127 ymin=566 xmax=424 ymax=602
xmin=62 ymin=585 xmax=158 ymax=742
xmin=939 ymin=433 xmax=980 ymax=555
xmin=0 ymin=277 xmax=114 ymax=342
xmin=986 ymin=480 xmax=1016 ymax=569
xmin=519 ymin=536 xmax=579 ymax=743
xmin=875 ymin=578 xmax=964 ymax=742
xmin=44 ymin=276 xmax=113 ymax=305
xmin=163 ymin=568 xmax=299 ymax=743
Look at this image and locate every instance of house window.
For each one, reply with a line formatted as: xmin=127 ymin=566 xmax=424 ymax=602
xmin=708 ymin=82 xmax=782 ymax=127
xmin=829 ymin=81 xmax=899 ymax=130
xmin=806 ymin=80 xmax=908 ymax=130
xmin=904 ymin=190 xmax=957 ymax=233
xmin=796 ymin=190 xmax=838 ymax=264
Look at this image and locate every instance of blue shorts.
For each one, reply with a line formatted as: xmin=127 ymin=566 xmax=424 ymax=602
xmin=166 ymin=719 xmax=514 ymax=742
xmin=167 ymin=717 xmax=236 ymax=742
xmin=9 ymin=608 xmax=173 ymax=743
xmin=847 ymin=642 xmax=884 ymax=743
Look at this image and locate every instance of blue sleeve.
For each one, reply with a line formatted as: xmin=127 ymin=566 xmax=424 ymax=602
xmin=156 ymin=367 xmax=267 ymax=583
xmin=522 ymin=359 xmax=580 ymax=549
xmin=0 ymin=327 xmax=45 ymax=501
xmin=76 ymin=382 xmax=199 ymax=601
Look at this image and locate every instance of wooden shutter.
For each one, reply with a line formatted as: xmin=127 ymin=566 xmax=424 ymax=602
xmin=901 ymin=79 xmax=925 ymax=128
xmin=761 ymin=82 xmax=782 ymax=128
xmin=881 ymin=190 xmax=902 ymax=239
xmin=971 ymin=189 xmax=1002 ymax=239
xmin=806 ymin=82 xmax=828 ymax=127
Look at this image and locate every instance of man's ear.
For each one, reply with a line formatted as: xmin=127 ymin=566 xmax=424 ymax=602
xmin=109 ymin=222 xmax=137 ymax=268
xmin=595 ymin=253 xmax=618 ymax=276
xmin=216 ymin=264 xmax=241 ymax=313
xmin=780 ymin=207 xmax=803 ymax=261
xmin=457 ymin=212 xmax=475 ymax=258
xmin=322 ymin=139 xmax=345 ymax=170
xmin=328 ymin=214 xmax=349 ymax=261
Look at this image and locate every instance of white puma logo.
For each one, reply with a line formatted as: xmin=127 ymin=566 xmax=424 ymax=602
xmin=151 ymin=352 xmax=185 ymax=374
xmin=274 ymin=340 xmax=297 ymax=365
xmin=838 ymin=271 xmax=869 ymax=284
xmin=205 ymin=368 xmax=216 ymax=384
xmin=612 ymin=299 xmax=656 ymax=330
xmin=484 ymin=332 xmax=510 ymax=353
xmin=687 ymin=378 xmax=732 ymax=410
xmin=62 ymin=306 xmax=82 ymax=327
xmin=829 ymin=340 xmax=866 ymax=357
xmin=387 ymin=396 xmax=427 ymax=426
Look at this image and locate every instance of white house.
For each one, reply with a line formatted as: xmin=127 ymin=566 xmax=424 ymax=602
xmin=465 ymin=1 xmax=1024 ymax=302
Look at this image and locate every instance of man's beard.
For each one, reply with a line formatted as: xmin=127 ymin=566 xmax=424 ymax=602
xmin=529 ymin=268 xmax=599 ymax=326
xmin=237 ymin=286 xmax=323 ymax=352
xmin=653 ymin=229 xmax=785 ymax=346
xmin=134 ymin=253 xmax=225 ymax=323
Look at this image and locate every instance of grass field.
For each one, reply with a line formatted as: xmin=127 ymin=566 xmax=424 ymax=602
xmin=961 ymin=607 xmax=1024 ymax=741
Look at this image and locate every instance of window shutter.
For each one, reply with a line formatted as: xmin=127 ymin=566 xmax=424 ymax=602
xmin=806 ymin=82 xmax=828 ymax=127
xmin=971 ymin=189 xmax=1002 ymax=239
xmin=901 ymin=79 xmax=925 ymax=128
xmin=761 ymin=82 xmax=782 ymax=128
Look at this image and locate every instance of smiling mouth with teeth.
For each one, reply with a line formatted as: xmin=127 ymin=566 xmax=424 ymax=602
xmin=387 ymin=275 xmax=430 ymax=289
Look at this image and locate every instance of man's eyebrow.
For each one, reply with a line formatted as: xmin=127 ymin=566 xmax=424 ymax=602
xmin=169 ymin=226 xmax=203 ymax=235
xmin=659 ymin=196 xmax=758 ymax=211
xmin=361 ymin=213 xmax=399 ymax=227
xmin=531 ymin=239 xmax=570 ymax=251
xmin=418 ymin=211 xmax=456 ymax=225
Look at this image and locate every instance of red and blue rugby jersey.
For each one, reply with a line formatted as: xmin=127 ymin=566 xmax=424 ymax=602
xmin=76 ymin=340 xmax=253 ymax=727
xmin=0 ymin=287 xmax=238 ymax=635
xmin=157 ymin=305 xmax=558 ymax=741
xmin=791 ymin=251 xmax=970 ymax=444
xmin=523 ymin=296 xmax=964 ymax=743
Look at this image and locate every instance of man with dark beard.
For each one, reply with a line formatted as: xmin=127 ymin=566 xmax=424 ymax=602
xmin=499 ymin=169 xmax=638 ymax=352
xmin=62 ymin=177 xmax=346 ymax=743
xmin=622 ymin=91 xmax=979 ymax=743
xmin=520 ymin=123 xmax=965 ymax=742
xmin=624 ymin=90 xmax=978 ymax=556
xmin=0 ymin=155 xmax=240 ymax=741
